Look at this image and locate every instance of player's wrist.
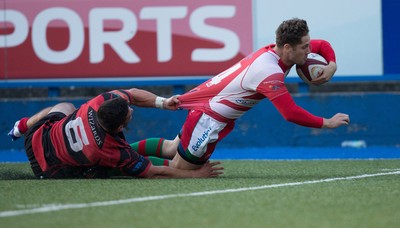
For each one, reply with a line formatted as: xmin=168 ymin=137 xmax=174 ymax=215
xmin=155 ymin=96 xmax=166 ymax=109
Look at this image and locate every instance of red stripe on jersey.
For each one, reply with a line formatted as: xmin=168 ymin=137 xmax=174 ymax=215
xmin=218 ymin=99 xmax=252 ymax=112
xmin=243 ymin=93 xmax=265 ymax=100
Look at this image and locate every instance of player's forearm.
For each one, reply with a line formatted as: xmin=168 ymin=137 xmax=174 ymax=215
xmin=324 ymin=61 xmax=337 ymax=79
xmin=145 ymin=165 xmax=197 ymax=179
xmin=271 ymin=93 xmax=323 ymax=128
xmin=126 ymin=88 xmax=177 ymax=110
xmin=127 ymin=88 xmax=159 ymax=108
xmin=143 ymin=162 xmax=223 ymax=178
xmin=284 ymin=107 xmax=323 ymax=128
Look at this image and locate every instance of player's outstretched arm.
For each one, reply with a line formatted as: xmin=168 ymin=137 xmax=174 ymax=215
xmin=322 ymin=113 xmax=350 ymax=129
xmin=143 ymin=161 xmax=224 ymax=179
xmin=126 ymin=88 xmax=180 ymax=110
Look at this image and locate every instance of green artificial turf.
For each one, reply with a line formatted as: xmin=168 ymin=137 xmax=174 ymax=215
xmin=1 ymin=160 xmax=400 ymax=228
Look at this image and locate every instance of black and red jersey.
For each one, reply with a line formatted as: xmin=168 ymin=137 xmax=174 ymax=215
xmin=31 ymin=90 xmax=150 ymax=177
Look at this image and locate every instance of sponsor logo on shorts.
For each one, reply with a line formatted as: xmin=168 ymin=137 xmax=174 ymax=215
xmin=192 ymin=127 xmax=212 ymax=152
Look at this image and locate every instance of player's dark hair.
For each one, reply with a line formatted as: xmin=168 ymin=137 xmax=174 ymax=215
xmin=97 ymin=97 xmax=129 ymax=134
xmin=275 ymin=18 xmax=309 ymax=48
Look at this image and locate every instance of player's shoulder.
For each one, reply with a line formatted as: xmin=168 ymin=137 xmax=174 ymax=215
xmin=249 ymin=50 xmax=281 ymax=74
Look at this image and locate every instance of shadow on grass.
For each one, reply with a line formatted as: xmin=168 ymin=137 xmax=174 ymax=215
xmin=0 ymin=170 xmax=36 ymax=180
xmin=0 ymin=163 xmax=36 ymax=180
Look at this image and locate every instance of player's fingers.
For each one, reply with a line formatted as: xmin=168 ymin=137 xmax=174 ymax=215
xmin=338 ymin=115 xmax=349 ymax=125
xmin=210 ymin=164 xmax=224 ymax=170
xmin=310 ymin=78 xmax=326 ymax=85
xmin=209 ymin=171 xmax=224 ymax=177
xmin=208 ymin=161 xmax=221 ymax=165
xmin=342 ymin=114 xmax=350 ymax=122
xmin=173 ymin=95 xmax=181 ymax=104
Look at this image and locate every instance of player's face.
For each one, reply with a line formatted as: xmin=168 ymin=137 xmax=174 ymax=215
xmin=290 ymin=35 xmax=311 ymax=65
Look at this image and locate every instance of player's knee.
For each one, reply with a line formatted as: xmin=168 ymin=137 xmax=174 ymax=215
xmin=162 ymin=138 xmax=180 ymax=158
xmin=171 ymin=153 xmax=200 ymax=170
xmin=50 ymin=102 xmax=76 ymax=115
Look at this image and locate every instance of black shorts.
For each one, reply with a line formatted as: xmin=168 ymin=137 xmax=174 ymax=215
xmin=24 ymin=112 xmax=68 ymax=178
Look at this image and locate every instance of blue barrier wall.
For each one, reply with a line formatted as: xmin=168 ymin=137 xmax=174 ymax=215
xmin=2 ymin=92 xmax=399 ymax=153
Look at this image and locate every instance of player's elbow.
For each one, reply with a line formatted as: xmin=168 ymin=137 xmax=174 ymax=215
xmin=284 ymin=116 xmax=296 ymax=123
xmin=281 ymin=111 xmax=297 ymax=123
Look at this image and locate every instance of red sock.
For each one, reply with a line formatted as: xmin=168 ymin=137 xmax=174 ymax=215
xmin=163 ymin=159 xmax=170 ymax=166
xmin=18 ymin=117 xmax=29 ymax=134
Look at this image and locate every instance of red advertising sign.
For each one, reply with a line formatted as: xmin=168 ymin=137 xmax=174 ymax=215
xmin=0 ymin=0 xmax=253 ymax=79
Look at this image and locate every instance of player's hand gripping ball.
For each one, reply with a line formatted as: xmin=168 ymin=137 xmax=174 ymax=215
xmin=296 ymin=53 xmax=327 ymax=85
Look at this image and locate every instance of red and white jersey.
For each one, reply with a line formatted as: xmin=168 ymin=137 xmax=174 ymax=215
xmin=178 ymin=40 xmax=335 ymax=123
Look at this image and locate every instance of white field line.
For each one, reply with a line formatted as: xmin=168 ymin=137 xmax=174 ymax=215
xmin=1 ymin=170 xmax=400 ymax=218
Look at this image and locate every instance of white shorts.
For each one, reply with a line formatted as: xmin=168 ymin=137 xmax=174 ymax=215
xmin=178 ymin=110 xmax=235 ymax=164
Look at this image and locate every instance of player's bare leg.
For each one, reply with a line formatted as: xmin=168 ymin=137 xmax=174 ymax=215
xmin=26 ymin=102 xmax=75 ymax=128
xmin=48 ymin=102 xmax=76 ymax=116
xmin=25 ymin=107 xmax=52 ymax=128
xmin=171 ymin=152 xmax=202 ymax=170
xmin=153 ymin=136 xmax=198 ymax=169
xmin=161 ymin=135 xmax=180 ymax=159
xmin=8 ymin=107 xmax=52 ymax=141
xmin=8 ymin=103 xmax=76 ymax=141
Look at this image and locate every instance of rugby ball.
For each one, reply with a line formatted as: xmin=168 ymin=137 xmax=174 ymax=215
xmin=296 ymin=53 xmax=327 ymax=85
